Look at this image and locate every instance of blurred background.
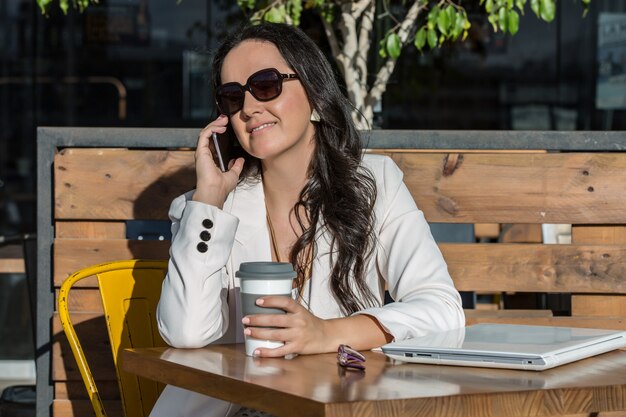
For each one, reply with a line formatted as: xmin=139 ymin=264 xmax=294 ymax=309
xmin=0 ymin=0 xmax=625 ymax=236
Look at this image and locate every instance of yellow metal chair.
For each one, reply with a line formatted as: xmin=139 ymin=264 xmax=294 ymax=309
xmin=58 ymin=259 xmax=169 ymax=417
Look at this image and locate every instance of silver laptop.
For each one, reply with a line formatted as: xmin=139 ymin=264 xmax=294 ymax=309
xmin=381 ymin=324 xmax=626 ymax=371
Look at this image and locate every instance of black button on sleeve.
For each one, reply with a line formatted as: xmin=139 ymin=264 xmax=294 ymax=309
xmin=200 ymin=230 xmax=211 ymax=241
xmin=202 ymin=219 xmax=214 ymax=229
xmin=196 ymin=242 xmax=208 ymax=253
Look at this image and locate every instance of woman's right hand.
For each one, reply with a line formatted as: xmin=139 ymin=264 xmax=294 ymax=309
xmin=192 ymin=115 xmax=245 ymax=208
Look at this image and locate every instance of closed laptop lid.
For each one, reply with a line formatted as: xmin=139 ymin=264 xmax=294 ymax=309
xmin=381 ymin=324 xmax=626 ymax=370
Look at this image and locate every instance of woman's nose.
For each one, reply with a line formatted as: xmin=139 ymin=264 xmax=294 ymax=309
xmin=240 ymin=90 xmax=263 ymax=117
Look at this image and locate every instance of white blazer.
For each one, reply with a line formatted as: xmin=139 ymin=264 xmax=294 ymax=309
xmin=150 ymin=154 xmax=464 ymax=417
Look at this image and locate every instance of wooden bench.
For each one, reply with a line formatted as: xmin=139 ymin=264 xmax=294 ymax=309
xmin=37 ymin=128 xmax=626 ymax=417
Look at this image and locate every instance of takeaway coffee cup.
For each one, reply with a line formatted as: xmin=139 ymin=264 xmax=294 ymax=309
xmin=236 ymin=262 xmax=296 ymax=356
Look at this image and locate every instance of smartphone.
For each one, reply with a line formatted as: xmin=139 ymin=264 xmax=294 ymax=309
xmin=211 ymin=132 xmax=226 ymax=172
xmin=210 ymin=123 xmax=241 ymax=172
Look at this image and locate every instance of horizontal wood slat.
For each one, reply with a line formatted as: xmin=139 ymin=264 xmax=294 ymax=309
xmin=54 ymin=150 xmax=626 ymax=223
xmin=53 ymin=399 xmax=123 ymax=417
xmin=54 ymin=238 xmax=169 ymax=286
xmin=55 ymin=381 xmax=121 ymax=400
xmin=571 ymin=295 xmax=626 ymax=317
xmin=56 ymin=221 xmax=126 ymax=239
xmin=465 ymin=316 xmax=626 ymax=330
xmin=55 ymin=149 xmax=195 ymax=220
xmin=53 ymin=238 xmax=626 ymax=294
xmin=390 ymin=152 xmax=626 ymax=223
xmin=440 ymin=243 xmax=626 ymax=293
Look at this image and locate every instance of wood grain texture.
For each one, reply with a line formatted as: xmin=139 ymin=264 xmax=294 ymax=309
xmin=55 ymin=381 xmax=121 ymax=400
xmin=122 ymin=345 xmax=626 ymax=417
xmin=571 ymin=295 xmax=626 ymax=318
xmin=390 ymin=152 xmax=626 ymax=224
xmin=56 ymin=221 xmax=126 ymax=239
xmin=52 ymin=239 xmax=626 ymax=294
xmin=572 ymin=226 xmax=626 ymax=245
xmin=54 ymin=150 xmax=626 ymax=223
xmin=55 ymin=149 xmax=195 ymax=220
xmin=53 ymin=399 xmax=122 ymax=417
xmin=570 ymin=225 xmax=626 ymax=319
xmin=440 ymin=243 xmax=626 ymax=293
xmin=465 ymin=316 xmax=626 ymax=330
xmin=54 ymin=238 xmax=169 ymax=286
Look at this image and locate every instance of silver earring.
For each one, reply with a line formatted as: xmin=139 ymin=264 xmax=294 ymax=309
xmin=310 ymin=109 xmax=321 ymax=122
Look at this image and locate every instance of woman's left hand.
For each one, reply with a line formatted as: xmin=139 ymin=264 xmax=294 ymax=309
xmin=241 ymin=296 xmax=332 ymax=357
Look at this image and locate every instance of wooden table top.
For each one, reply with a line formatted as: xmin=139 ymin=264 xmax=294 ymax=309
xmin=122 ymin=344 xmax=626 ymax=417
xmin=0 ymin=244 xmax=24 ymax=274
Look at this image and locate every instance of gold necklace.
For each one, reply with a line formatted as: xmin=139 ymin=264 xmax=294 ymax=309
xmin=266 ymin=208 xmax=282 ymax=262
xmin=265 ymin=204 xmax=313 ymax=286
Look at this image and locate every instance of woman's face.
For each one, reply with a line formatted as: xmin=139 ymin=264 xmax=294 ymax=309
xmin=220 ymin=40 xmax=315 ymax=163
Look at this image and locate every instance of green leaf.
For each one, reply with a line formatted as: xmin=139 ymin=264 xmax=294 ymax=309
xmin=264 ymin=5 xmax=286 ymax=23
xmin=498 ymin=7 xmax=508 ymax=32
xmin=530 ymin=0 xmax=540 ymax=17
xmin=386 ymin=33 xmax=402 ymax=59
xmin=60 ymin=0 xmax=69 ymax=14
xmin=427 ymin=28 xmax=438 ymax=49
xmin=451 ymin=11 xmax=464 ymax=38
xmin=508 ymin=9 xmax=520 ymax=34
xmin=507 ymin=0 xmax=514 ymax=9
xmin=515 ymin=0 xmax=526 ymax=13
xmin=415 ymin=27 xmax=427 ymax=50
xmin=487 ymin=13 xmax=499 ymax=31
xmin=36 ymin=0 xmax=53 ymax=14
xmin=446 ymin=7 xmax=457 ymax=29
xmin=437 ymin=9 xmax=449 ymax=35
xmin=485 ymin=0 xmax=494 ymax=13
xmin=540 ymin=0 xmax=555 ymax=21
xmin=288 ymin=0 xmax=302 ymax=26
xmin=428 ymin=6 xmax=441 ymax=24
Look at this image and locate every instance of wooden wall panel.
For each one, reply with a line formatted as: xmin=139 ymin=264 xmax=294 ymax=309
xmin=571 ymin=225 xmax=626 ymax=318
xmin=55 ymin=149 xmax=195 ymax=220
xmin=56 ymin=221 xmax=126 ymax=239
xmin=54 ymin=239 xmax=169 ymax=286
xmin=50 ymin=146 xmax=626 ymax=417
xmin=53 ymin=399 xmax=122 ymax=417
xmin=54 ymin=150 xmax=626 ymax=224
xmin=55 ymin=381 xmax=121 ymax=400
xmin=440 ymin=243 xmax=626 ymax=293
xmin=390 ymin=152 xmax=626 ymax=224
xmin=465 ymin=316 xmax=626 ymax=330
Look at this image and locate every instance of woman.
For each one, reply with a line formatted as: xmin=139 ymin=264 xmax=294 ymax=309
xmin=152 ymin=22 xmax=464 ymax=417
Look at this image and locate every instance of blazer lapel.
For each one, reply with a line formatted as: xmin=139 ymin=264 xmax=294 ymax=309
xmin=228 ymin=179 xmax=271 ymax=260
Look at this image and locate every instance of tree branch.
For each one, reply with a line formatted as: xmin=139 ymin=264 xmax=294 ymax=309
xmin=356 ymin=1 xmax=375 ymax=91
xmin=337 ymin=3 xmax=363 ymax=108
xmin=367 ymin=0 xmax=425 ymax=105
xmin=350 ymin=0 xmax=371 ymax=18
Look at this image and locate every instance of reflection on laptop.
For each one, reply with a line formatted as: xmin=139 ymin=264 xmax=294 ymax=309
xmin=381 ymin=324 xmax=626 ymax=371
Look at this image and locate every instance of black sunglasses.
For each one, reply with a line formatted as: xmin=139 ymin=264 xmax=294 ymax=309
xmin=215 ymin=68 xmax=299 ymax=116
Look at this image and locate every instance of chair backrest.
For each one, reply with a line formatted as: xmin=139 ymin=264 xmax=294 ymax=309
xmin=58 ymin=259 xmax=168 ymax=417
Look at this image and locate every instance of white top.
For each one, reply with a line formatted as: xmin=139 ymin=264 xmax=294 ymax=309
xmin=150 ymin=154 xmax=465 ymax=417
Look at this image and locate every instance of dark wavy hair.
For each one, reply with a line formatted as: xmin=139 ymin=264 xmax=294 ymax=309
xmin=211 ymin=23 xmax=378 ymax=315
